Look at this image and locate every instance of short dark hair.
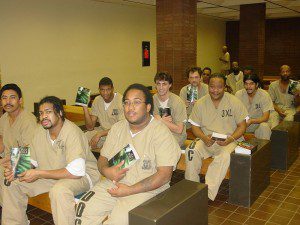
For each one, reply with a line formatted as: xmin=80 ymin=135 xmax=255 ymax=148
xmin=243 ymin=73 xmax=260 ymax=84
xmin=99 ymin=77 xmax=113 ymax=87
xmin=185 ymin=67 xmax=202 ymax=78
xmin=0 ymin=83 xmax=22 ymax=99
xmin=38 ymin=96 xmax=65 ymax=122
xmin=208 ymin=73 xmax=226 ymax=84
xmin=122 ymin=83 xmax=154 ymax=115
xmin=202 ymin=67 xmax=212 ymax=73
xmin=154 ymin=72 xmax=173 ymax=85
xmin=243 ymin=65 xmax=254 ymax=72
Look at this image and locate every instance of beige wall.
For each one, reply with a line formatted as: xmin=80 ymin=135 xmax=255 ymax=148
xmin=197 ymin=15 xmax=226 ymax=73
xmin=0 ymin=1 xmax=226 ymax=112
xmin=0 ymin=0 xmax=157 ymax=111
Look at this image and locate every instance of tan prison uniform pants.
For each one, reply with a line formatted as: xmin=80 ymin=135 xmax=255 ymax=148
xmin=269 ymin=109 xmax=296 ymax=129
xmin=185 ymin=140 xmax=236 ymax=201
xmin=75 ymin=180 xmax=156 ymax=225
xmin=0 ymin=165 xmax=4 ymax=206
xmin=85 ymin=129 xmax=106 ymax=151
xmin=246 ymin=122 xmax=272 ymax=140
xmin=2 ymin=177 xmax=90 ymax=225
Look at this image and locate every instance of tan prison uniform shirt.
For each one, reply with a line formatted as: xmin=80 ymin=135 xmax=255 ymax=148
xmin=180 ymin=83 xmax=208 ymax=116
xmin=189 ymin=92 xmax=248 ymax=136
xmin=268 ymin=80 xmax=299 ymax=110
xmin=235 ymin=88 xmax=274 ymax=119
xmin=101 ymin=118 xmax=181 ymax=194
xmin=31 ymin=119 xmax=99 ymax=185
xmin=0 ymin=109 xmax=37 ymax=156
xmin=153 ymin=93 xmax=187 ymax=146
xmin=221 ymin=52 xmax=230 ymax=71
xmin=90 ymin=93 xmax=124 ymax=130
xmin=226 ymin=71 xmax=244 ymax=95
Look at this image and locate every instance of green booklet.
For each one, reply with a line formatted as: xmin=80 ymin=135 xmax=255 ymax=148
xmin=10 ymin=147 xmax=31 ymax=178
xmin=108 ymin=144 xmax=140 ymax=169
xmin=288 ymin=80 xmax=299 ymax=95
xmin=75 ymin=87 xmax=91 ymax=106
xmin=187 ymin=85 xmax=198 ymax=103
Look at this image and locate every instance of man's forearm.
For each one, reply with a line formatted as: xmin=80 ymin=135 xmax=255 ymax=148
xmin=250 ymin=112 xmax=270 ymax=124
xmin=129 ymin=167 xmax=172 ymax=195
xmin=162 ymin=120 xmax=184 ymax=134
xmin=98 ymin=156 xmax=109 ymax=176
xmin=191 ymin=125 xmax=207 ymax=141
xmin=231 ymin=122 xmax=246 ymax=140
xmin=37 ymin=168 xmax=80 ymax=180
xmin=83 ymin=107 xmax=95 ymax=130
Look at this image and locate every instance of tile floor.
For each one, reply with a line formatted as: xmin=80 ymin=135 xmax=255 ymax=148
xmin=0 ymin=154 xmax=299 ymax=225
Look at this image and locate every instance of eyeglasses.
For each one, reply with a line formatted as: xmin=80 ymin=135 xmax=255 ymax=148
xmin=123 ymin=100 xmax=146 ymax=107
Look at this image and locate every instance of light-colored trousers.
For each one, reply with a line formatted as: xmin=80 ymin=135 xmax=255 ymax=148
xmin=75 ymin=180 xmax=157 ymax=225
xmin=85 ymin=129 xmax=106 ymax=152
xmin=268 ymin=109 xmax=296 ymax=129
xmin=2 ymin=177 xmax=90 ymax=225
xmin=247 ymin=122 xmax=272 ymax=140
xmin=185 ymin=140 xmax=236 ymax=201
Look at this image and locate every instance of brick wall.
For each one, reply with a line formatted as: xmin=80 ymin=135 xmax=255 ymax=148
xmin=226 ymin=17 xmax=300 ymax=80
xmin=157 ymin=0 xmax=197 ymax=92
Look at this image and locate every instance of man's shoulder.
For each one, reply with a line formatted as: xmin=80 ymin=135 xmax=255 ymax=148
xmin=235 ymin=89 xmax=246 ymax=98
xmin=180 ymin=85 xmax=188 ymax=92
xmin=113 ymin=92 xmax=123 ymax=101
xmin=269 ymin=80 xmax=280 ymax=88
xmin=170 ymin=92 xmax=185 ymax=104
xmin=224 ymin=92 xmax=242 ymax=104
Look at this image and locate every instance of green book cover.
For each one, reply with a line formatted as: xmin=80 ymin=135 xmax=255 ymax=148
xmin=10 ymin=147 xmax=31 ymax=178
xmin=75 ymin=87 xmax=91 ymax=106
xmin=108 ymin=144 xmax=140 ymax=169
xmin=288 ymin=80 xmax=299 ymax=95
xmin=187 ymin=85 xmax=198 ymax=103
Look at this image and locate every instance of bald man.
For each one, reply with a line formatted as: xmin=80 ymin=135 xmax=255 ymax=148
xmin=226 ymin=61 xmax=244 ymax=95
xmin=219 ymin=46 xmax=230 ymax=76
xmin=268 ymin=65 xmax=300 ymax=128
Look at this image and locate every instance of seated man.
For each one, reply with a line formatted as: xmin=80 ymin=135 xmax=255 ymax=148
xmin=0 ymin=83 xmax=37 ymax=206
xmin=243 ymin=65 xmax=254 ymax=76
xmin=202 ymin=67 xmax=212 ymax=85
xmin=235 ymin=74 xmax=274 ymax=140
xmin=75 ymin=84 xmax=180 ymax=225
xmin=180 ymin=67 xmax=208 ymax=118
xmin=2 ymin=96 xmax=100 ymax=225
xmin=226 ymin=61 xmax=244 ymax=94
xmin=83 ymin=77 xmax=124 ymax=150
xmin=153 ymin=72 xmax=187 ymax=147
xmin=185 ymin=74 xmax=247 ymax=201
xmin=268 ymin=65 xmax=300 ymax=128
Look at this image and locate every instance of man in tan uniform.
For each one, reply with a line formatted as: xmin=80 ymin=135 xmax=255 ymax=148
xmin=235 ymin=74 xmax=274 ymax=140
xmin=83 ymin=77 xmax=124 ymax=150
xmin=153 ymin=72 xmax=187 ymax=147
xmin=75 ymin=84 xmax=180 ymax=225
xmin=268 ymin=65 xmax=300 ymax=128
xmin=219 ymin=46 xmax=230 ymax=75
xmin=0 ymin=83 xmax=37 ymax=206
xmin=2 ymin=96 xmax=99 ymax=225
xmin=226 ymin=61 xmax=244 ymax=95
xmin=185 ymin=74 xmax=247 ymax=200
xmin=180 ymin=67 xmax=208 ymax=118
xmin=202 ymin=67 xmax=212 ymax=85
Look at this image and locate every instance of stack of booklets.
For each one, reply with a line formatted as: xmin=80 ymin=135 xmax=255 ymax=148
xmin=10 ymin=147 xmax=31 ymax=178
xmin=288 ymin=80 xmax=299 ymax=95
xmin=75 ymin=87 xmax=91 ymax=106
xmin=187 ymin=85 xmax=198 ymax=103
xmin=235 ymin=141 xmax=257 ymax=155
xmin=108 ymin=144 xmax=140 ymax=169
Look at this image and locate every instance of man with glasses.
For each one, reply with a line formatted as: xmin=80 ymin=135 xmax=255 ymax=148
xmin=2 ymin=96 xmax=99 ymax=225
xmin=0 ymin=83 xmax=37 ymax=206
xmin=75 ymin=83 xmax=180 ymax=225
xmin=83 ymin=77 xmax=124 ymax=150
xmin=153 ymin=72 xmax=187 ymax=147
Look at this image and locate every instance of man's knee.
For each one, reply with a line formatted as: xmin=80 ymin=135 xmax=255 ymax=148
xmin=49 ymin=183 xmax=73 ymax=200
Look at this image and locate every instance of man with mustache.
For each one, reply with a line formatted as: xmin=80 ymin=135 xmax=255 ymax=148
xmin=180 ymin=67 xmax=208 ymax=119
xmin=2 ymin=96 xmax=99 ymax=225
xmin=235 ymin=74 xmax=274 ymax=140
xmin=268 ymin=65 xmax=300 ymax=128
xmin=185 ymin=74 xmax=247 ymax=201
xmin=75 ymin=84 xmax=180 ymax=225
xmin=0 ymin=83 xmax=37 ymax=206
xmin=83 ymin=77 xmax=124 ymax=151
xmin=226 ymin=61 xmax=244 ymax=95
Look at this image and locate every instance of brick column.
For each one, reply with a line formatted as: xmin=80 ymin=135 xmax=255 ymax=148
xmin=239 ymin=4 xmax=265 ymax=79
xmin=156 ymin=0 xmax=197 ymax=92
